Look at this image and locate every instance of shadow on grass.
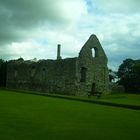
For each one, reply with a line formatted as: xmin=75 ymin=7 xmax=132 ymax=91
xmin=1 ymin=88 xmax=140 ymax=111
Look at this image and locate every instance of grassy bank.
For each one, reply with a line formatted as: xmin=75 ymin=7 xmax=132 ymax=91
xmin=0 ymin=90 xmax=140 ymax=140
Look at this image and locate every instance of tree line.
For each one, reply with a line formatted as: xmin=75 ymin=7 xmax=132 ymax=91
xmin=109 ymin=58 xmax=140 ymax=93
xmin=117 ymin=58 xmax=140 ymax=93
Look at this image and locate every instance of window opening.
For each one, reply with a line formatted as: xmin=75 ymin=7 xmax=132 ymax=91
xmin=14 ymin=68 xmax=18 ymax=78
xmin=42 ymin=68 xmax=46 ymax=80
xmin=92 ymin=48 xmax=98 ymax=57
xmin=80 ymin=67 xmax=87 ymax=82
xmin=31 ymin=66 xmax=35 ymax=77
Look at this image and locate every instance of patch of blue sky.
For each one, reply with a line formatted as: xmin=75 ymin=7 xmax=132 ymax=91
xmin=86 ymin=0 xmax=95 ymax=13
xmin=86 ymin=0 xmax=101 ymax=15
xmin=86 ymin=0 xmax=112 ymax=15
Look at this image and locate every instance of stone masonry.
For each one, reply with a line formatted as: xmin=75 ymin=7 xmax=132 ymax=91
xmin=6 ymin=34 xmax=109 ymax=95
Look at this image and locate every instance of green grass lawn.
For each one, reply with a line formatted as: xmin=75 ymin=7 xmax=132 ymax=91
xmin=52 ymin=92 xmax=138 ymax=106
xmin=0 ymin=90 xmax=140 ymax=140
xmin=98 ymin=93 xmax=140 ymax=106
xmin=74 ymin=93 xmax=140 ymax=106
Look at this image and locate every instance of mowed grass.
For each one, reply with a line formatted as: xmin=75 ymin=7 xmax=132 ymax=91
xmin=73 ymin=93 xmax=140 ymax=106
xmin=45 ymin=92 xmax=140 ymax=107
xmin=0 ymin=90 xmax=140 ymax=140
xmin=99 ymin=93 xmax=140 ymax=106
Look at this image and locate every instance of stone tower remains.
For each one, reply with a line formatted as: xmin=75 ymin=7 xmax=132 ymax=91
xmin=57 ymin=44 xmax=62 ymax=60
xmin=6 ymin=34 xmax=109 ymax=95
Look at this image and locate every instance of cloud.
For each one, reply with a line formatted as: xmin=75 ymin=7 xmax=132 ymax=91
xmin=0 ymin=42 xmax=45 ymax=60
xmin=0 ymin=0 xmax=87 ymax=44
xmin=0 ymin=0 xmax=140 ymax=70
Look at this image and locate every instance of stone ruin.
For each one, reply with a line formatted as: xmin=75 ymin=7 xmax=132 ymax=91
xmin=6 ymin=34 xmax=109 ymax=95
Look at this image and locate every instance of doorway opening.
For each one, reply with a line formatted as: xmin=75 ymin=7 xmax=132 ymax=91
xmin=91 ymin=83 xmax=96 ymax=95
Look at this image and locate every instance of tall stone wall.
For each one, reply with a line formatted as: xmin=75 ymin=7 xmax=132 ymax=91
xmin=77 ymin=34 xmax=109 ymax=95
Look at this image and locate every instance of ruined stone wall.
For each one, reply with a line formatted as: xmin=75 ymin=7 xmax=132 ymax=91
xmin=77 ymin=34 xmax=109 ymax=95
xmin=6 ymin=34 xmax=109 ymax=95
xmin=6 ymin=58 xmax=78 ymax=95
xmin=39 ymin=58 xmax=78 ymax=95
xmin=7 ymin=60 xmax=33 ymax=89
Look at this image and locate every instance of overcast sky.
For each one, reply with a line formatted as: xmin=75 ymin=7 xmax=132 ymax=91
xmin=0 ymin=0 xmax=140 ymax=70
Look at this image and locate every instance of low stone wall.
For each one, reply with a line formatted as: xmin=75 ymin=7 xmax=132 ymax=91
xmin=109 ymin=83 xmax=125 ymax=93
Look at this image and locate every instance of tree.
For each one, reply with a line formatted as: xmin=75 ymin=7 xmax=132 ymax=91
xmin=0 ymin=59 xmax=7 ymax=87
xmin=117 ymin=58 xmax=140 ymax=93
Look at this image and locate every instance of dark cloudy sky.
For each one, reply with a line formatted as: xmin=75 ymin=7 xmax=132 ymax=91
xmin=0 ymin=0 xmax=140 ymax=70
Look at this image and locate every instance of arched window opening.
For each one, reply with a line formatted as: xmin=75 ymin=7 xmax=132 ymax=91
xmin=92 ymin=48 xmax=98 ymax=58
xmin=80 ymin=67 xmax=87 ymax=82
xmin=92 ymin=48 xmax=95 ymax=57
